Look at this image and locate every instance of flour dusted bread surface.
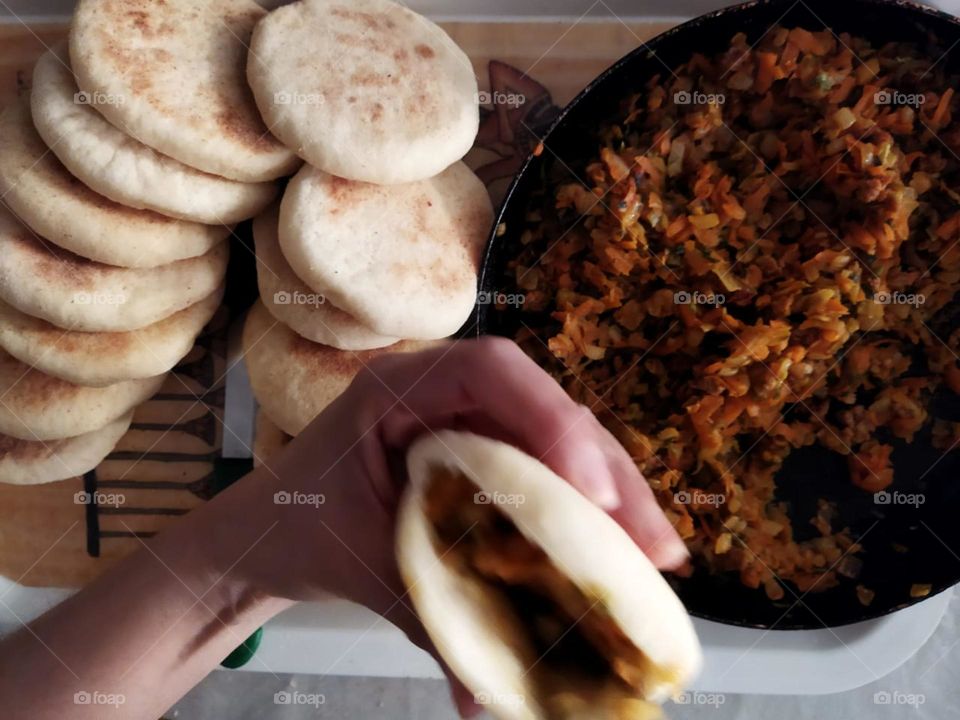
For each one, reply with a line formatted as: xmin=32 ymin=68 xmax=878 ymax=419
xmin=398 ymin=431 xmax=703 ymax=719
xmin=242 ymin=300 xmax=435 ymax=436
xmin=0 ymin=206 xmax=228 ymax=333
xmin=278 ymin=162 xmax=493 ymax=339
xmin=0 ymin=412 xmax=132 ymax=486
xmin=31 ymin=44 xmax=278 ymax=224
xmin=248 ymin=0 xmax=479 ymax=184
xmin=253 ymin=205 xmax=398 ymax=350
xmin=0 ymin=287 xmax=222 ymax=387
xmin=0 ymin=349 xmax=165 ymax=442
xmin=0 ymin=97 xmax=227 ymax=268
xmin=70 ymin=0 xmax=301 ymax=182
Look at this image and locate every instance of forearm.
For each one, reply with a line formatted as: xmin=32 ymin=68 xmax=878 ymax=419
xmin=0 ymin=470 xmax=293 ymax=720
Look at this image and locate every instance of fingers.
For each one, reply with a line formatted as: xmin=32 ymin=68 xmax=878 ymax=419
xmin=450 ymin=407 xmax=620 ymax=509
xmin=592 ymin=423 xmax=690 ymax=569
xmin=355 ymin=336 xmax=688 ymax=564
xmin=533 ymin=405 xmax=621 ymax=510
xmin=360 ymin=337 xmax=622 ymax=508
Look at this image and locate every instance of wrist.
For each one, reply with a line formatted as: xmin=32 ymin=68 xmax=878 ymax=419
xmin=161 ymin=469 xmax=296 ymax=617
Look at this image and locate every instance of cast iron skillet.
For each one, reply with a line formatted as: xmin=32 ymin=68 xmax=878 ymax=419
xmin=475 ymin=0 xmax=960 ymax=628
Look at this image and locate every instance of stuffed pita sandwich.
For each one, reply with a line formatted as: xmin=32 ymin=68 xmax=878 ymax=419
xmin=397 ymin=431 xmax=702 ymax=720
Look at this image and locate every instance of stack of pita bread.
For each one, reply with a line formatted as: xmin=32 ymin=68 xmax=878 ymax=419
xmin=242 ymin=0 xmax=494 ymax=441
xmin=0 ymin=0 xmax=299 ymax=485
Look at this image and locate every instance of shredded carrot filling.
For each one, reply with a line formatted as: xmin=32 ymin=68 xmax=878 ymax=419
xmin=424 ymin=467 xmax=664 ymax=716
xmin=506 ymin=26 xmax=960 ymax=598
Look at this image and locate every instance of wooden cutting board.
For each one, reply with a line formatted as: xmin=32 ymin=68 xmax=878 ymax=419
xmin=0 ymin=18 xmax=674 ymax=590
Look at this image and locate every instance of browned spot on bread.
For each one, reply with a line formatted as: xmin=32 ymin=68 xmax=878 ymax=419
xmin=326 ymin=175 xmax=359 ymax=205
xmin=3 ymin=97 xmax=176 ymax=226
xmin=0 ymin=433 xmax=65 ymax=461
xmin=349 ymin=70 xmax=390 ymax=88
xmin=127 ymin=9 xmax=150 ymax=31
xmin=415 ymin=44 xmax=435 ymax=59
xmin=334 ymin=32 xmax=383 ymax=53
xmin=286 ymin=330 xmax=362 ymax=380
xmin=24 ymin=318 xmax=137 ymax=355
xmin=0 ymin=350 xmax=84 ymax=402
xmin=371 ymin=102 xmax=384 ymax=122
xmin=330 ymin=7 xmax=389 ymax=31
xmin=76 ymin=0 xmax=282 ymax=163
xmin=214 ymin=104 xmax=278 ymax=154
xmin=5 ymin=234 xmax=105 ymax=290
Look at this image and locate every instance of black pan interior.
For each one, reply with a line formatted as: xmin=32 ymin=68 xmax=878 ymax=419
xmin=475 ymin=0 xmax=960 ymax=628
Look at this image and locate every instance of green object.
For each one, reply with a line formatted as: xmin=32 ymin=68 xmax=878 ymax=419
xmin=220 ymin=627 xmax=263 ymax=669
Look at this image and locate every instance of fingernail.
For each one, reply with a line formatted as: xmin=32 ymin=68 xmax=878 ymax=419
xmin=656 ymin=540 xmax=691 ymax=570
xmin=572 ymin=446 xmax=621 ymax=510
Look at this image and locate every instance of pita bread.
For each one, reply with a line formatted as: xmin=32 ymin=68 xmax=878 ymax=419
xmin=0 ymin=97 xmax=227 ymax=269
xmin=243 ymin=299 xmax=435 ymax=436
xmin=0 ymin=412 xmax=132 ymax=486
xmin=0 ymin=286 xmax=222 ymax=387
xmin=252 ymin=411 xmax=291 ymax=469
xmin=254 ymin=205 xmax=398 ymax=350
xmin=0 ymin=205 xmax=228 ymax=333
xmin=70 ymin=0 xmax=301 ymax=183
xmin=398 ymin=431 xmax=702 ymax=719
xmin=248 ymin=0 xmax=479 ymax=184
xmin=279 ymin=162 xmax=492 ymax=339
xmin=0 ymin=348 xmax=165 ymax=441
xmin=31 ymin=44 xmax=279 ymax=225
